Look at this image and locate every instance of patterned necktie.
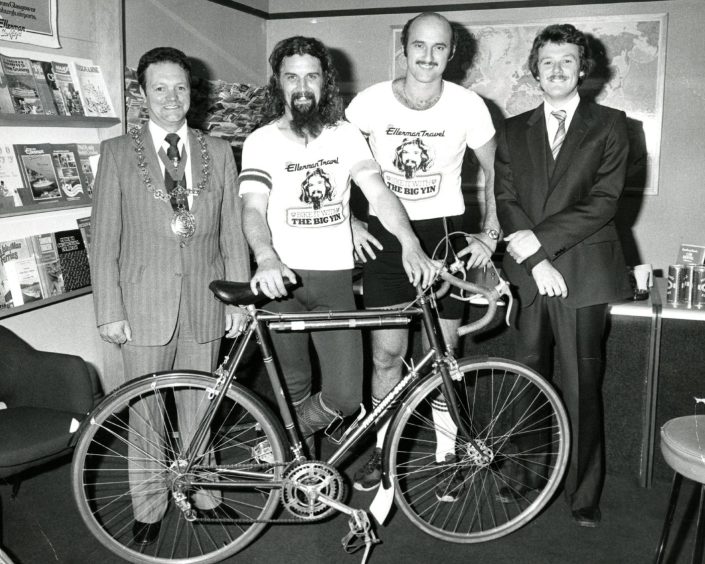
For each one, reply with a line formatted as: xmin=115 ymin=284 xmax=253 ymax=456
xmin=163 ymin=133 xmax=188 ymax=209
xmin=551 ymin=110 xmax=567 ymax=160
xmin=165 ymin=133 xmax=180 ymax=163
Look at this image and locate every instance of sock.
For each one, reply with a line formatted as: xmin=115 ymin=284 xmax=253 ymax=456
xmin=432 ymin=394 xmax=457 ymax=463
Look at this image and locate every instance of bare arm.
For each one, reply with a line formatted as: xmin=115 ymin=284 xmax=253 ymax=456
xmin=351 ymin=161 xmax=438 ymax=288
xmin=241 ymin=192 xmax=297 ymax=299
xmin=463 ymin=137 xmax=499 ymax=269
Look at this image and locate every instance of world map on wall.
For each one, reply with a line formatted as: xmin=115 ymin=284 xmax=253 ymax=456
xmin=392 ymin=14 xmax=667 ymax=195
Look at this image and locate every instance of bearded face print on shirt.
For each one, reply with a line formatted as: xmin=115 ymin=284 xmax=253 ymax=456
xmin=383 ymin=129 xmax=443 ymax=201
xmin=286 ymin=162 xmax=345 ymax=227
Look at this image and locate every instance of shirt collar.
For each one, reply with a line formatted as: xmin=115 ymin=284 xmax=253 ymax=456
xmin=147 ymin=120 xmax=189 ymax=152
xmin=543 ymin=93 xmax=580 ymax=127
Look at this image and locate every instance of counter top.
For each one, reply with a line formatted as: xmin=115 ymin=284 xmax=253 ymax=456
xmin=609 ymin=277 xmax=705 ymax=321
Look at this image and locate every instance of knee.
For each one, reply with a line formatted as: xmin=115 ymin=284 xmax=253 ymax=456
xmin=372 ymin=345 xmax=404 ymax=373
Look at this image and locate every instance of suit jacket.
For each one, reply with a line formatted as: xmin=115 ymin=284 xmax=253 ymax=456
xmin=90 ymin=125 xmax=250 ymax=345
xmin=495 ymin=99 xmax=632 ymax=308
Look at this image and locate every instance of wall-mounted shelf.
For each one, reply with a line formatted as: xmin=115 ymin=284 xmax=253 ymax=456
xmin=0 ymin=286 xmax=91 ymax=319
xmin=0 ymin=114 xmax=121 ymax=128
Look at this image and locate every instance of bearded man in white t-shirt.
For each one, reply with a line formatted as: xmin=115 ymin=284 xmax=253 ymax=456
xmin=239 ymin=36 xmax=437 ymax=455
xmin=346 ymin=12 xmax=501 ymax=500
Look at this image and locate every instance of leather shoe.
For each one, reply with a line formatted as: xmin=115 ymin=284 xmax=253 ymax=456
xmin=196 ymin=503 xmax=239 ymax=521
xmin=132 ymin=520 xmax=161 ymax=545
xmin=572 ymin=506 xmax=601 ymax=527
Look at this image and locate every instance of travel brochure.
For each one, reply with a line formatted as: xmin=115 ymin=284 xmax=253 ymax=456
xmin=0 ymin=218 xmax=91 ymax=310
xmin=0 ymin=142 xmax=98 ymax=217
xmin=0 ymin=51 xmax=115 ymax=118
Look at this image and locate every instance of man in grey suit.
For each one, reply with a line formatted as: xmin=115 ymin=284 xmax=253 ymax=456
xmin=494 ymin=24 xmax=632 ymax=527
xmin=90 ymin=47 xmax=250 ymax=543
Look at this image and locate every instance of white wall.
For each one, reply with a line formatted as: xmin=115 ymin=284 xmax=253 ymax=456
xmin=125 ymin=0 xmax=267 ymax=84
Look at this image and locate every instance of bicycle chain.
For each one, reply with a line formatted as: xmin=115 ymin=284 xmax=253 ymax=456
xmin=190 ymin=463 xmax=331 ymax=525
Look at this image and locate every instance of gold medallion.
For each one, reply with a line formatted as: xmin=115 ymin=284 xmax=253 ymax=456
xmin=171 ymin=210 xmax=196 ymax=238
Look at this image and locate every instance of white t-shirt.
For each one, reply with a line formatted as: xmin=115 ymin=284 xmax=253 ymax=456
xmin=239 ymin=121 xmax=373 ymax=271
xmin=346 ymin=80 xmax=495 ymax=221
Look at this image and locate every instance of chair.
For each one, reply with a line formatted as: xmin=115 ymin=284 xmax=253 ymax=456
xmin=654 ymin=415 xmax=705 ymax=563
xmin=0 ymin=325 xmax=101 ymax=548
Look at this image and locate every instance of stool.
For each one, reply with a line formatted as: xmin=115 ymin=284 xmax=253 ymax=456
xmin=655 ymin=415 xmax=705 ymax=563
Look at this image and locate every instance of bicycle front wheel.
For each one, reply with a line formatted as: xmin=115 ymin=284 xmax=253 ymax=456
xmin=72 ymin=371 xmax=287 ymax=564
xmin=388 ymin=357 xmax=569 ymax=543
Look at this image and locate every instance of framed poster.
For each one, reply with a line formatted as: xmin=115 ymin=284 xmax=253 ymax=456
xmin=392 ymin=14 xmax=667 ymax=195
xmin=0 ymin=0 xmax=59 ymax=48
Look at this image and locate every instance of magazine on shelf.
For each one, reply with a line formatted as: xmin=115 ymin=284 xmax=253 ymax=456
xmin=14 ymin=143 xmax=62 ymax=204
xmin=51 ymin=61 xmax=83 ymax=116
xmin=72 ymin=62 xmax=115 ymax=118
xmin=0 ymin=238 xmax=42 ymax=306
xmin=29 ymin=232 xmax=65 ymax=298
xmin=29 ymin=59 xmax=58 ymax=115
xmin=49 ymin=143 xmax=91 ymax=201
xmin=75 ymin=143 xmax=100 ymax=198
xmin=0 ymin=260 xmax=11 ymax=309
xmin=76 ymin=216 xmax=92 ymax=262
xmin=0 ymin=65 xmax=15 ymax=114
xmin=37 ymin=60 xmax=68 ymax=116
xmin=55 ymin=229 xmax=91 ymax=292
xmin=0 ymin=143 xmax=25 ymax=212
xmin=0 ymin=53 xmax=43 ymax=115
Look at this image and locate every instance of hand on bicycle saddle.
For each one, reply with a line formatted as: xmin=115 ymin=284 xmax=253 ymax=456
xmin=250 ymin=255 xmax=298 ymax=299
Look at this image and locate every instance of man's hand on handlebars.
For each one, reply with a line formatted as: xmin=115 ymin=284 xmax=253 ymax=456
xmin=250 ymin=257 xmax=297 ymax=300
xmin=401 ymin=242 xmax=442 ymax=289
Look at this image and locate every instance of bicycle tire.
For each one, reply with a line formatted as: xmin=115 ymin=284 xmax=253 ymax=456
xmin=72 ymin=371 xmax=287 ymax=564
xmin=387 ymin=357 xmax=570 ymax=543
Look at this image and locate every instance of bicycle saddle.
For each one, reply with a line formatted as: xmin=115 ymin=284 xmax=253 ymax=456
xmin=209 ymin=280 xmax=298 ymax=306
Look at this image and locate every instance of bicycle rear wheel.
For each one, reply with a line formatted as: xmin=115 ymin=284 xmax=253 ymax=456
xmin=72 ymin=371 xmax=287 ymax=564
xmin=388 ymin=357 xmax=569 ymax=543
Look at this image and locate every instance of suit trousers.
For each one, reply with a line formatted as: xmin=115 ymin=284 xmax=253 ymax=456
xmin=121 ymin=289 xmax=221 ymax=523
xmin=511 ymin=294 xmax=607 ymax=511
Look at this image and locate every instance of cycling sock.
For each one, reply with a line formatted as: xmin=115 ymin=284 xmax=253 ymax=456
xmin=432 ymin=395 xmax=457 ymax=463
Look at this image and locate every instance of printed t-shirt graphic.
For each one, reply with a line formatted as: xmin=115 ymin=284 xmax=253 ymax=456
xmin=239 ymin=121 xmax=374 ymax=271
xmin=346 ymin=80 xmax=495 ymax=221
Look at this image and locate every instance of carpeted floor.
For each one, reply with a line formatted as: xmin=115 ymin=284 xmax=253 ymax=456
xmin=1 ymin=447 xmax=701 ymax=564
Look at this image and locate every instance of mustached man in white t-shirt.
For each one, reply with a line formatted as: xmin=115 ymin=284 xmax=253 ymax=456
xmin=239 ymin=36 xmax=437 ymax=455
xmin=346 ymin=12 xmax=500 ymax=498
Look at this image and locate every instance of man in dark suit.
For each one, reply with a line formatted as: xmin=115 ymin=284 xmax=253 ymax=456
xmin=91 ymin=47 xmax=250 ymax=542
xmin=494 ymin=24 xmax=632 ymax=527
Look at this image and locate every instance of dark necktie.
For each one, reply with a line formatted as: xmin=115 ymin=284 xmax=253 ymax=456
xmin=165 ymin=133 xmax=180 ymax=163
xmin=164 ymin=133 xmax=188 ymax=210
xmin=551 ymin=110 xmax=567 ymax=160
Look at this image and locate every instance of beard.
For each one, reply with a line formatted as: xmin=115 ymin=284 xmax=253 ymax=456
xmin=289 ymin=90 xmax=324 ymax=139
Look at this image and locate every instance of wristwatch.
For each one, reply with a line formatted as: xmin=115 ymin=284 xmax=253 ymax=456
xmin=483 ymin=228 xmax=500 ymax=240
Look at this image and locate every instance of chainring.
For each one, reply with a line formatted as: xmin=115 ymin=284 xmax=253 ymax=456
xmin=281 ymin=460 xmax=345 ymax=520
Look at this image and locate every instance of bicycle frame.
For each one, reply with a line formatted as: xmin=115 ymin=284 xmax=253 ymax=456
xmin=181 ymin=281 xmax=496 ymax=491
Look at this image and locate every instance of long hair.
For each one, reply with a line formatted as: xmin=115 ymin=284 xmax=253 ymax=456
xmin=527 ymin=24 xmax=593 ymax=85
xmin=137 ymin=47 xmax=191 ymax=91
xmin=260 ymin=36 xmax=343 ymax=126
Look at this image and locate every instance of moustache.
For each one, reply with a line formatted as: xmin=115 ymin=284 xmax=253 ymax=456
xmin=291 ymin=90 xmax=316 ymax=105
